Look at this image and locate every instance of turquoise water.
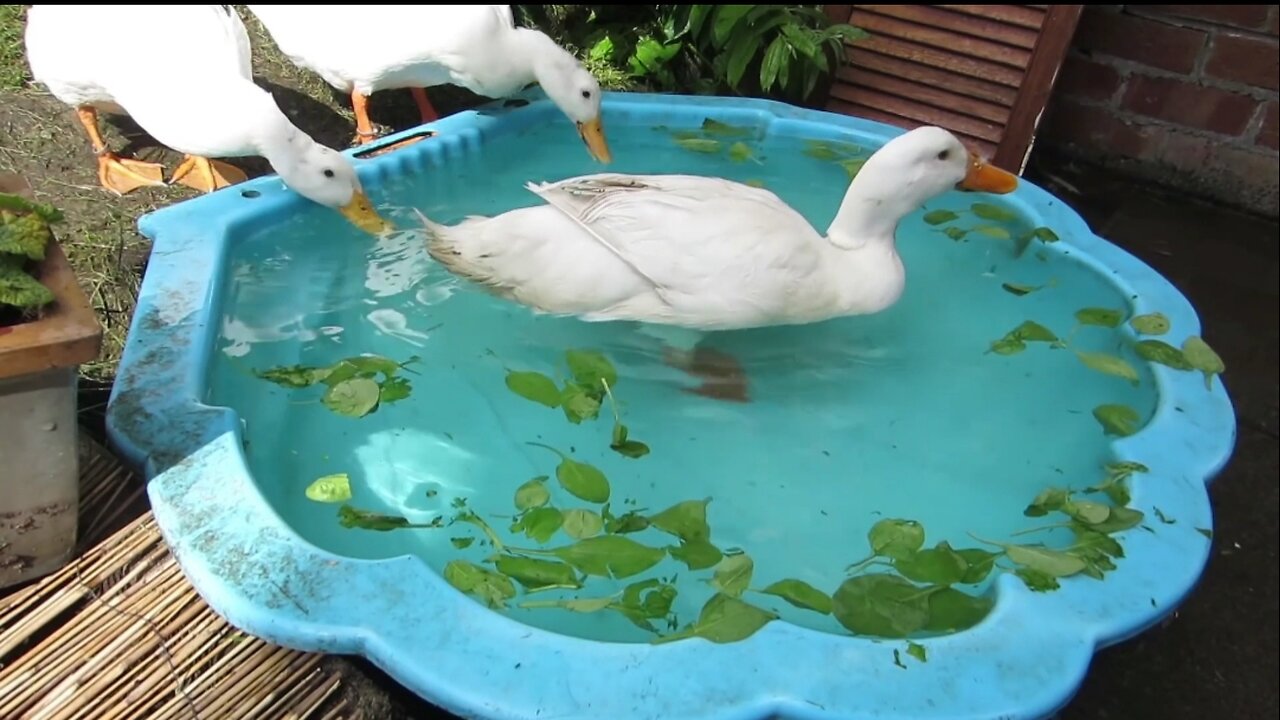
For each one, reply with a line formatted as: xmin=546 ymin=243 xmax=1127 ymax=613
xmin=205 ymin=115 xmax=1158 ymax=643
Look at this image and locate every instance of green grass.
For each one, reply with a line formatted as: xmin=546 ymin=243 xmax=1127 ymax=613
xmin=0 ymin=4 xmax=27 ymax=90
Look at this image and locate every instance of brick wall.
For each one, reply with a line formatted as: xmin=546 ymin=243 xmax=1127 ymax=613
xmin=1041 ymin=5 xmax=1279 ymax=217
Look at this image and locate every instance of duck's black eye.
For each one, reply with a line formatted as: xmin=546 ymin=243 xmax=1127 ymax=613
xmin=323 ymin=168 xmax=335 ymax=178
xmin=936 ymin=149 xmax=951 ymax=161
xmin=581 ymin=90 xmax=591 ymax=99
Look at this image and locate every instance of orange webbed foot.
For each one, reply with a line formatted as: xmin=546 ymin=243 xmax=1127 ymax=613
xmin=170 ymin=155 xmax=248 ymax=193
xmin=96 ymin=153 xmax=166 ymax=196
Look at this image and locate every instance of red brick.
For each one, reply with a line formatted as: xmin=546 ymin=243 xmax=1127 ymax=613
xmin=1205 ymin=33 xmax=1280 ymax=91
xmin=1074 ymin=9 xmax=1208 ymax=73
xmin=1057 ymin=56 xmax=1124 ymax=102
xmin=1121 ymin=74 xmax=1260 ymax=135
xmin=1259 ymin=100 xmax=1279 ymax=150
xmin=1147 ymin=5 xmax=1272 ymax=30
xmin=1042 ymin=101 xmax=1158 ymax=159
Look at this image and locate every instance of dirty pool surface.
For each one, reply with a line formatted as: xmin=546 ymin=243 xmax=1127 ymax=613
xmin=205 ymin=118 xmax=1159 ymax=644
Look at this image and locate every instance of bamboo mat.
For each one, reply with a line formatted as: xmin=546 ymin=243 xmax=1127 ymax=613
xmin=0 ymin=439 xmax=355 ymax=720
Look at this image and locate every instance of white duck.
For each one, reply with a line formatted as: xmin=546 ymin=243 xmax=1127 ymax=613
xmin=416 ymin=127 xmax=1018 ymax=393
xmin=24 ymin=5 xmax=391 ymax=234
xmin=245 ymin=5 xmax=612 ymax=162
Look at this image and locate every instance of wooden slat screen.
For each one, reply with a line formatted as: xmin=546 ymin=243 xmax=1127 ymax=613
xmin=822 ymin=4 xmax=1083 ymax=173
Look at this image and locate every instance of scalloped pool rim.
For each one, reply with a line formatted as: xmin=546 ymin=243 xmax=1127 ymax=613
xmin=106 ymin=89 xmax=1237 ymax=720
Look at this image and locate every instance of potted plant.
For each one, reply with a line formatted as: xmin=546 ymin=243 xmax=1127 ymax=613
xmin=0 ymin=171 xmax=103 ymax=590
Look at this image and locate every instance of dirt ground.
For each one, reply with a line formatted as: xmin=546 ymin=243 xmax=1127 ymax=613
xmin=0 ymin=4 xmax=482 ymax=384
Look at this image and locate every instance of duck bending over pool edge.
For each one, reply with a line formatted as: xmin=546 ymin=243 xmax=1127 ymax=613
xmin=413 ymin=126 xmax=1018 ymax=398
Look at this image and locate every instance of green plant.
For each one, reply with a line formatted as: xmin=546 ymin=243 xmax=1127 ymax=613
xmin=514 ymin=5 xmax=869 ymax=106
xmin=0 ymin=192 xmax=61 ymax=324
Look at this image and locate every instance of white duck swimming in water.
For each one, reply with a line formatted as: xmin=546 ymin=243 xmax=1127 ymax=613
xmin=246 ymin=4 xmax=612 ymax=162
xmin=415 ymin=126 xmax=1018 ymax=399
xmin=23 ymin=5 xmax=391 ymax=234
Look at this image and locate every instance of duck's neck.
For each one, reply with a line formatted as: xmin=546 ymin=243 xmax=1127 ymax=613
xmin=238 ymin=85 xmax=312 ymax=174
xmin=825 ymin=164 xmax=924 ymax=251
xmin=508 ymin=27 xmax=576 ymax=88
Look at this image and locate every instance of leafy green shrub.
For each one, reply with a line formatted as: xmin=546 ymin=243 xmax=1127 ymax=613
xmin=514 ymin=5 xmax=869 ymax=106
xmin=0 ymin=193 xmax=62 ymax=322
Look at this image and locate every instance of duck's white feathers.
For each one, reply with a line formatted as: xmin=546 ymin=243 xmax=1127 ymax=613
xmin=421 ymin=173 xmax=847 ymax=330
xmin=246 ymin=5 xmax=528 ymax=98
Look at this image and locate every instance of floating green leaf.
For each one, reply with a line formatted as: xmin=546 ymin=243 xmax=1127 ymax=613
xmin=675 ymin=137 xmax=721 ymax=153
xmin=653 ymin=593 xmax=777 ymax=645
xmin=701 ymin=118 xmax=754 ymax=138
xmin=1134 ymin=340 xmax=1192 ymax=370
xmin=1001 ymin=282 xmax=1042 ymax=296
xmin=867 ymin=519 xmax=925 ymax=561
xmin=906 ymin=641 xmax=928 ymax=663
xmin=944 ymin=227 xmax=969 ymax=241
xmin=1013 ymin=567 xmax=1059 ymax=592
xmin=322 ymin=378 xmax=381 ymax=418
xmin=1075 ymin=307 xmax=1124 ymax=328
xmin=494 ymin=555 xmax=581 ymax=591
xmin=1024 ymin=487 xmax=1070 ymax=517
xmin=727 ymin=141 xmax=754 ymax=163
xmin=957 ymin=549 xmax=999 ymax=584
xmin=923 ymin=588 xmax=993 ymax=632
xmin=565 ymin=349 xmax=618 ymax=390
xmin=1093 ymin=404 xmax=1142 ymax=437
xmin=839 ymin=158 xmax=867 ymax=179
xmin=974 ymin=225 xmax=1011 ymax=240
xmin=450 ymin=537 xmax=474 ymax=549
xmin=1196 ymin=528 xmax=1213 ymax=540
xmin=514 ymin=476 xmax=550 ymax=511
xmin=518 ymin=536 xmax=666 ymax=579
xmin=559 ymin=383 xmax=602 ymax=424
xmin=1004 ymin=544 xmax=1087 ymax=578
xmin=613 ymin=578 xmax=680 ymax=632
xmin=923 ymin=209 xmax=959 ymax=226
xmin=1012 ymin=320 xmax=1059 ymax=343
xmin=337 ymin=505 xmax=418 ymax=531
xmin=255 ymin=365 xmax=332 ymax=389
xmin=603 ymin=505 xmax=650 ymax=534
xmin=1154 ymin=507 xmax=1176 ymax=524
xmin=610 ymin=422 xmax=651 ymax=459
xmin=1130 ymin=312 xmax=1170 ymax=336
xmin=971 ymin=202 xmax=1018 ymax=222
xmin=649 ymin=498 xmax=712 ymax=543
xmin=305 ymin=473 xmax=352 ymax=503
xmin=1075 ymin=351 xmax=1140 ymax=386
xmin=1181 ymin=336 xmax=1225 ymax=389
xmin=989 ymin=337 xmax=1027 ymax=355
xmin=759 ymin=579 xmax=833 ymax=614
xmin=562 ymin=509 xmax=604 ymax=539
xmin=1087 ymin=505 xmax=1144 ymax=534
xmin=529 ymin=444 xmax=611 ymax=503
xmin=518 ymin=595 xmax=618 ymax=613
xmin=511 ymin=507 xmax=563 ymax=544
xmin=505 ymin=371 xmax=562 ymax=408
xmin=1030 ymin=226 xmax=1060 ymax=243
xmin=710 ymin=554 xmax=754 ymax=597
xmin=444 ymin=560 xmax=516 ymax=609
xmin=669 ymin=538 xmax=723 ymax=570
xmin=831 ymin=574 xmax=930 ymax=639
xmin=893 ymin=541 xmax=968 ymax=586
xmin=378 ymin=376 xmax=412 ymax=403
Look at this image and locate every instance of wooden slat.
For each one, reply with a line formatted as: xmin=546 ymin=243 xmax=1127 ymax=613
xmin=823 ymin=4 xmax=1082 ymax=173
xmin=939 ymin=5 xmax=1048 ymax=30
xmin=852 ymin=34 xmax=1027 ymax=87
xmin=837 ymin=67 xmax=1012 ymax=124
xmin=858 ymin=5 xmax=1041 ymax=50
xmin=850 ymin=8 xmax=1034 ymax=69
xmin=844 ymin=49 xmax=1019 ymax=106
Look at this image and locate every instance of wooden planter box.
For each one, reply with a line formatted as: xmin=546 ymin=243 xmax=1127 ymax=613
xmin=0 ymin=172 xmax=103 ymax=590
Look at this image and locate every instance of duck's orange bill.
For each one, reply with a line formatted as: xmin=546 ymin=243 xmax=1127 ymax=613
xmin=959 ymin=153 xmax=1018 ymax=194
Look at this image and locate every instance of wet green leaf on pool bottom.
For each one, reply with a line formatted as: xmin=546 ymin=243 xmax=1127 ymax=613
xmin=378 ymin=376 xmax=412 ymax=404
xmin=653 ymin=593 xmax=777 ymax=645
xmin=668 ymin=538 xmax=723 ymax=571
xmin=867 ymin=519 xmax=925 ymax=561
xmin=514 ymin=535 xmax=667 ymax=579
xmin=519 ymin=594 xmax=618 ymax=614
xmin=562 ymin=509 xmax=604 ymax=539
xmin=1075 ymin=351 xmax=1141 ymax=386
xmin=565 ymin=349 xmax=618 ymax=391
xmin=444 ymin=560 xmax=516 ymax=609
xmin=514 ymin=476 xmax=550 ymax=511
xmin=832 ymin=574 xmax=930 ymax=639
xmin=839 ymin=158 xmax=867 ymax=179
xmin=305 ymin=473 xmax=352 ymax=503
xmin=1014 ymin=566 xmax=1059 ymax=593
xmin=505 ymin=371 xmax=562 ymax=408
xmin=494 ymin=554 xmax=582 ymax=591
xmin=1181 ymin=336 xmax=1225 ymax=390
xmin=322 ymin=377 xmax=382 ymax=418
xmin=510 ymin=507 xmax=563 ymax=544
xmin=675 ymin=137 xmax=722 ymax=153
xmin=758 ymin=579 xmax=833 ymax=615
xmin=710 ymin=554 xmax=754 ymax=598
xmin=1001 ymin=282 xmax=1042 ymax=296
xmin=970 ymin=202 xmax=1018 ymax=222
xmin=906 ymin=641 xmax=928 ymax=663
xmin=450 ymin=537 xmax=475 ymax=549
xmin=1093 ymin=404 xmax=1142 ymax=437
xmin=1075 ymin=307 xmax=1125 ymax=328
xmin=923 ymin=209 xmax=959 ymax=226
xmin=1003 ymin=544 xmax=1087 ymax=578
xmin=1134 ymin=340 xmax=1193 ymax=370
xmin=1130 ymin=312 xmax=1170 ymax=336
xmin=255 ymin=365 xmax=332 ymax=389
xmin=924 ymin=588 xmax=992 ymax=633
xmin=974 ymin=225 xmax=1011 ymax=240
xmin=338 ymin=505 xmax=437 ymax=532
xmin=1024 ymin=487 xmax=1070 ymax=517
xmin=727 ymin=141 xmax=755 ymax=163
xmin=893 ymin=542 xmax=969 ymax=586
xmin=989 ymin=320 xmax=1060 ymax=355
xmin=648 ymin=498 xmax=713 ymax=544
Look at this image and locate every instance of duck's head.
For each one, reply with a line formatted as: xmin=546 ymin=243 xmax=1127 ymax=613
xmin=862 ymin=126 xmax=1018 ymax=205
xmin=522 ymin=31 xmax=612 ymax=164
xmin=273 ymin=142 xmax=394 ymax=236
